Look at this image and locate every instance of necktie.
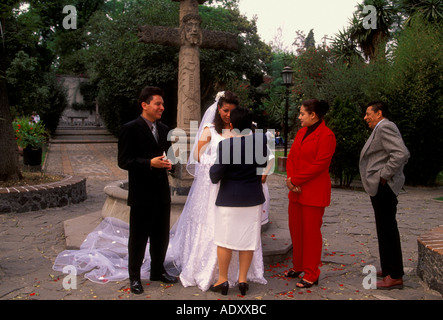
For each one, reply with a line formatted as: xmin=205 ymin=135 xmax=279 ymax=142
xmin=152 ymin=122 xmax=158 ymax=142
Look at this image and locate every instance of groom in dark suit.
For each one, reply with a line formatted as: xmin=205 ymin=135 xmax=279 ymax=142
xmin=118 ymin=86 xmax=177 ymax=294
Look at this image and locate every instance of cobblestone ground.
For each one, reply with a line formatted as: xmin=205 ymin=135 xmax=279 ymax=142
xmin=0 ymin=143 xmax=442 ymax=302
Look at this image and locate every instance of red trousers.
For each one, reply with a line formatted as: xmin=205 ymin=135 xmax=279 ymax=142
xmin=288 ymin=201 xmax=325 ymax=282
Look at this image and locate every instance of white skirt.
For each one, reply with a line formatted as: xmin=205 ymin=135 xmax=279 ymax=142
xmin=214 ymin=204 xmax=262 ymax=251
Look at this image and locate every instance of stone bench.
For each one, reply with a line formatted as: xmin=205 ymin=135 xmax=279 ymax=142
xmin=68 ymin=116 xmax=89 ymax=126
xmin=417 ymin=225 xmax=443 ymax=295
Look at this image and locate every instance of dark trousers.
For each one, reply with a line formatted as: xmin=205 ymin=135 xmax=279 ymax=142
xmin=370 ymin=183 xmax=404 ymax=279
xmin=128 ymin=202 xmax=170 ymax=280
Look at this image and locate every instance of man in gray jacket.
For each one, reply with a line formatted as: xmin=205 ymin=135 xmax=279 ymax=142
xmin=359 ymin=101 xmax=410 ymax=290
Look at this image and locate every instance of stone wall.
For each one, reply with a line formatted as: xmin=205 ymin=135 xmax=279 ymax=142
xmin=56 ymin=75 xmax=102 ymax=126
xmin=417 ymin=225 xmax=443 ymax=296
xmin=0 ymin=176 xmax=86 ymax=214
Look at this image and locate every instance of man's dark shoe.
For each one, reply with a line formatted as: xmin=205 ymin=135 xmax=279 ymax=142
xmin=376 ymin=275 xmax=403 ymax=290
xmin=130 ymin=279 xmax=144 ymax=294
xmin=150 ymin=273 xmax=178 ymax=284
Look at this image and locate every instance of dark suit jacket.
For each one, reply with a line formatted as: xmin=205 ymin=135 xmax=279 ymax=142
xmin=118 ymin=116 xmax=172 ymax=206
xmin=209 ymin=134 xmax=268 ymax=207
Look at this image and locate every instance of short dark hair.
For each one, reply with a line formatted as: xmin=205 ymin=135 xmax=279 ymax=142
xmin=367 ymin=100 xmax=389 ymax=118
xmin=138 ymin=86 xmax=164 ymax=109
xmin=230 ymin=107 xmax=252 ymax=132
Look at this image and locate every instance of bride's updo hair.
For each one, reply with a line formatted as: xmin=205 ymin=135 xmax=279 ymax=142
xmin=302 ymin=99 xmax=330 ymax=120
xmin=214 ymin=90 xmax=239 ymax=134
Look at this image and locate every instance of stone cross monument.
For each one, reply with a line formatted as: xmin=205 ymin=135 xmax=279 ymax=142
xmin=138 ymin=0 xmax=238 ymax=131
xmin=137 ymin=0 xmax=238 ymax=194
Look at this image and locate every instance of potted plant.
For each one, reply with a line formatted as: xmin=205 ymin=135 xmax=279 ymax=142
xmin=12 ymin=116 xmax=48 ymax=166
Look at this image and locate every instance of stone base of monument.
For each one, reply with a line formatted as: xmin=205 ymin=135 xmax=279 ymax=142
xmin=169 ymin=164 xmax=194 ymax=196
xmin=99 ymin=179 xmax=190 ymax=224
xmin=63 ymin=179 xmax=292 ymax=264
xmin=63 ymin=183 xmax=186 ymax=250
xmin=417 ymin=225 xmax=443 ymax=296
xmin=101 ymin=180 xmax=130 ymax=223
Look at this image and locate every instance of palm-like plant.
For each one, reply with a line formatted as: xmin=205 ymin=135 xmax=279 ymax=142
xmin=349 ymin=0 xmax=398 ymax=61
xmin=331 ymin=28 xmax=363 ymax=66
xmin=397 ymin=0 xmax=443 ymax=24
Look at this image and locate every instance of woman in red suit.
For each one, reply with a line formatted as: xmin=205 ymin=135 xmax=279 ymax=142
xmin=285 ymin=99 xmax=336 ymax=288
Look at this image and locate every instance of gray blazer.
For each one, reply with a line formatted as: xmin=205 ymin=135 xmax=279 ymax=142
xmin=359 ymin=119 xmax=410 ymax=197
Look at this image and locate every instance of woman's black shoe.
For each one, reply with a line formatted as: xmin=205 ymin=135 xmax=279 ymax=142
xmin=238 ymin=282 xmax=249 ymax=296
xmin=296 ymin=278 xmax=319 ymax=289
xmin=210 ymin=281 xmax=229 ymax=295
xmin=285 ymin=270 xmax=303 ymax=278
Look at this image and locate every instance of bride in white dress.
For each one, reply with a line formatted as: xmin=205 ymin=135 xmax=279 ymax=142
xmin=168 ymin=91 xmax=267 ymax=291
xmin=53 ymin=91 xmax=269 ymax=290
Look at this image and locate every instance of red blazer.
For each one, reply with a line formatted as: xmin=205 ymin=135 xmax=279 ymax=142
xmin=286 ymin=121 xmax=336 ymax=207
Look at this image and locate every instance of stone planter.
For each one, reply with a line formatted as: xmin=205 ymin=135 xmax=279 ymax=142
xmin=0 ymin=175 xmax=87 ymax=214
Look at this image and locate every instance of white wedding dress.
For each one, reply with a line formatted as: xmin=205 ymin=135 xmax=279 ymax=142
xmin=166 ymin=123 xmax=267 ymax=291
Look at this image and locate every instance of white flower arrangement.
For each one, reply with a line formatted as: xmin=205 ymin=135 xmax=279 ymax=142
xmin=215 ymin=91 xmax=225 ymax=101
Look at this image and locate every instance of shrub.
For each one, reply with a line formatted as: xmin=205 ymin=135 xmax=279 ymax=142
xmin=383 ymin=17 xmax=443 ymax=185
xmin=6 ymin=51 xmax=67 ymax=134
xmin=327 ymin=98 xmax=368 ymax=186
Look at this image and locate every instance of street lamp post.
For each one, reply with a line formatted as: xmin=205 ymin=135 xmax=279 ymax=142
xmin=278 ymin=66 xmax=294 ymax=172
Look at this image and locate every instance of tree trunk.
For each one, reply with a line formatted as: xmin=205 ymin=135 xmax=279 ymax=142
xmin=0 ymin=19 xmax=22 ymax=182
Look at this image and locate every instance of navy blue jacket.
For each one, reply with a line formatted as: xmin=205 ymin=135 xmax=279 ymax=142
xmin=210 ymin=133 xmax=269 ymax=207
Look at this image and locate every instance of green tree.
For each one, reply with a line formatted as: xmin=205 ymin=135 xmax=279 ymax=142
xmin=292 ymin=46 xmax=332 ymax=101
xmin=206 ymin=0 xmax=240 ymax=8
xmin=304 ymin=29 xmax=315 ymax=49
xmin=260 ymin=51 xmax=299 ymax=133
xmin=327 ymin=98 xmax=368 ymax=186
xmin=51 ymin=0 xmax=106 ymax=74
xmin=1 ymin=0 xmax=25 ymax=181
xmin=7 ymin=51 xmax=67 ymax=134
xmin=350 ymin=0 xmax=398 ymax=61
xmin=383 ymin=16 xmax=442 ymax=185
xmin=396 ymin=0 xmax=443 ymax=24
xmin=331 ymin=28 xmax=363 ymax=66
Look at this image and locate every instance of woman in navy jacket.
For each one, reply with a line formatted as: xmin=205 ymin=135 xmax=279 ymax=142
xmin=209 ymin=108 xmax=269 ymax=296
